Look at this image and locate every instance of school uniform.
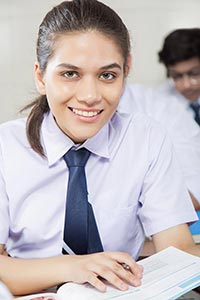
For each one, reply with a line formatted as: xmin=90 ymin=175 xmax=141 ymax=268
xmin=0 ymin=109 xmax=197 ymax=260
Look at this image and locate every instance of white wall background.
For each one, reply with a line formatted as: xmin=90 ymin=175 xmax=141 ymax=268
xmin=1 ymin=0 xmax=200 ymax=123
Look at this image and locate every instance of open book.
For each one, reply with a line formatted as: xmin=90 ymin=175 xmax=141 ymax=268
xmin=18 ymin=247 xmax=200 ymax=300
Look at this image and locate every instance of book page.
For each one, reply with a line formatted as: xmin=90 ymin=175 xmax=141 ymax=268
xmin=17 ymin=247 xmax=200 ymax=300
xmin=57 ymin=247 xmax=200 ymax=300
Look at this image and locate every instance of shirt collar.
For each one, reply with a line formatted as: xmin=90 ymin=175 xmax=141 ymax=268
xmin=169 ymin=80 xmax=200 ymax=106
xmin=41 ymin=111 xmax=132 ymax=166
xmin=41 ymin=112 xmax=110 ymax=166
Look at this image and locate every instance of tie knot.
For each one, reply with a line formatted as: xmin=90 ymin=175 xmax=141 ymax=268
xmin=64 ymin=148 xmax=90 ymax=168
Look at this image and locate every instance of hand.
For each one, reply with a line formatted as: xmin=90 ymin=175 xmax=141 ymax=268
xmin=62 ymin=251 xmax=143 ymax=292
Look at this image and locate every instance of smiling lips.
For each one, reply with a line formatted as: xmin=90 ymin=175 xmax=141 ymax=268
xmin=69 ymin=107 xmax=103 ymax=117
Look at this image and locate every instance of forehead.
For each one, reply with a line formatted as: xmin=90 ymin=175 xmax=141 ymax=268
xmin=48 ymin=30 xmax=124 ymax=68
xmin=169 ymin=57 xmax=200 ymax=73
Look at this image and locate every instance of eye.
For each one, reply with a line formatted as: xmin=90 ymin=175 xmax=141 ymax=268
xmin=189 ymin=71 xmax=200 ymax=77
xmin=171 ymin=73 xmax=182 ymax=80
xmin=63 ymin=71 xmax=78 ymax=79
xmin=100 ymin=72 xmax=116 ymax=81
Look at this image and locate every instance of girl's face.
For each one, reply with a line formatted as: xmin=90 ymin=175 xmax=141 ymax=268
xmin=35 ymin=31 xmax=130 ymax=143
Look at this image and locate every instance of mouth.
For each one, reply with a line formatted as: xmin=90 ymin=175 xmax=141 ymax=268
xmin=69 ymin=107 xmax=103 ymax=117
xmin=183 ymin=89 xmax=199 ymax=99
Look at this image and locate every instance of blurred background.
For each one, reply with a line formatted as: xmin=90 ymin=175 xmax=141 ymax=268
xmin=1 ymin=0 xmax=200 ymax=123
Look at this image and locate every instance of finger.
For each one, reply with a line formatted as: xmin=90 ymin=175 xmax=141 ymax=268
xmin=105 ymin=251 xmax=143 ymax=279
xmin=94 ymin=266 xmax=129 ymax=291
xmin=112 ymin=262 xmax=142 ymax=287
xmin=86 ymin=272 xmax=107 ymax=292
xmin=129 ymin=263 xmax=144 ymax=279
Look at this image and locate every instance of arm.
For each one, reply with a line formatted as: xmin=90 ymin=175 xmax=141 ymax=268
xmin=0 ymin=244 xmax=143 ymax=296
xmin=152 ymin=223 xmax=200 ymax=256
xmin=140 ymin=190 xmax=200 ymax=258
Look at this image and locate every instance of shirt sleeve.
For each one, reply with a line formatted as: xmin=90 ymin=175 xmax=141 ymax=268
xmin=138 ymin=125 xmax=198 ymax=237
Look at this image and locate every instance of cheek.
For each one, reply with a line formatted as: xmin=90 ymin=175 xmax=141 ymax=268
xmin=195 ymin=84 xmax=200 ymax=91
xmin=104 ymin=83 xmax=124 ymax=106
xmin=45 ymin=84 xmax=72 ymax=108
xmin=45 ymin=75 xmax=75 ymax=97
xmin=174 ymin=84 xmax=184 ymax=93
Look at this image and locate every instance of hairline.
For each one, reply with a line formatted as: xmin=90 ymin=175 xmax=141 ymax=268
xmin=38 ymin=28 xmax=129 ymax=73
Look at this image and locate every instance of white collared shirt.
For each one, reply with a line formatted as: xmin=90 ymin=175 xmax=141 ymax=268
xmin=0 ymin=110 xmax=197 ymax=259
xmin=0 ymin=281 xmax=13 ymax=300
xmin=157 ymin=79 xmax=200 ymax=116
xmin=119 ymin=83 xmax=200 ymax=203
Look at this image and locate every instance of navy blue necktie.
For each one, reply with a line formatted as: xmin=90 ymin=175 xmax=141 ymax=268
xmin=63 ymin=148 xmax=103 ymax=254
xmin=190 ymin=102 xmax=200 ymax=126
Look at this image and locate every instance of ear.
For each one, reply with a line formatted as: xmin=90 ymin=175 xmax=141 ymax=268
xmin=34 ymin=62 xmax=46 ymax=95
xmin=124 ymin=54 xmax=132 ymax=77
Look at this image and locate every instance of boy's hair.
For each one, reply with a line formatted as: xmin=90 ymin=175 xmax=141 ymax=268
xmin=158 ymin=28 xmax=200 ymax=67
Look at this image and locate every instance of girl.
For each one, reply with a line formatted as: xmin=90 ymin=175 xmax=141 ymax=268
xmin=0 ymin=0 xmax=199 ymax=296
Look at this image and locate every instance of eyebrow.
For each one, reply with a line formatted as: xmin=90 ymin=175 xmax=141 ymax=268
xmin=56 ymin=63 xmax=122 ymax=71
xmin=169 ymin=65 xmax=200 ymax=75
xmin=100 ymin=63 xmax=122 ymax=71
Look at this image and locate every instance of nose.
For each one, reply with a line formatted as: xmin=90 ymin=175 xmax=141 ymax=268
xmin=75 ymin=76 xmax=101 ymax=105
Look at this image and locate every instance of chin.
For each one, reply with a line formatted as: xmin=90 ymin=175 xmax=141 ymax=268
xmin=74 ymin=134 xmax=94 ymax=144
xmin=188 ymin=96 xmax=200 ymax=102
xmin=183 ymin=93 xmax=199 ymax=101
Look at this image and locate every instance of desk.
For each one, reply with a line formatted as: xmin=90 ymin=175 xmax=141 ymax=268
xmin=178 ymin=290 xmax=200 ymax=299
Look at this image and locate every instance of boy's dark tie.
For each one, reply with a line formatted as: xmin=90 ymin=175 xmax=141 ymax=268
xmin=63 ymin=148 xmax=103 ymax=254
xmin=190 ymin=102 xmax=200 ymax=126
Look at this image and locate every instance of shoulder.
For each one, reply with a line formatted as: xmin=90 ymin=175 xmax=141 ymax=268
xmin=0 ymin=117 xmax=26 ymax=131
xmin=112 ymin=112 xmax=175 ymax=177
xmin=119 ymin=82 xmax=147 ymax=112
xmin=157 ymin=79 xmax=175 ymax=93
xmin=120 ymin=83 xmax=194 ymax=127
xmin=0 ymin=117 xmax=28 ymax=146
xmin=121 ymin=82 xmax=182 ymax=110
xmin=156 ymin=80 xmax=189 ymax=107
xmin=131 ymin=112 xmax=168 ymax=144
xmin=115 ymin=110 xmax=168 ymax=145
xmin=119 ymin=82 xmax=177 ymax=117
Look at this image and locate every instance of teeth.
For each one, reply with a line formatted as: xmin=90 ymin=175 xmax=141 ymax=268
xmin=72 ymin=108 xmax=99 ymax=117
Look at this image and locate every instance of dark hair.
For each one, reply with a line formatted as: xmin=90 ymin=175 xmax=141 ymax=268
xmin=23 ymin=0 xmax=131 ymax=156
xmin=158 ymin=28 xmax=200 ymax=69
